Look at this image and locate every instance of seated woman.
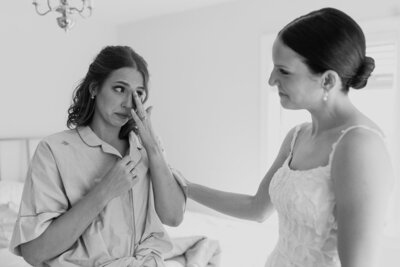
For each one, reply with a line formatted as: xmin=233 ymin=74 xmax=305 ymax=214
xmin=9 ymin=46 xmax=186 ymax=267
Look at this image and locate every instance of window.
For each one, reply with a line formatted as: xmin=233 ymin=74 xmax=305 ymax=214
xmin=260 ymin=17 xmax=400 ymax=237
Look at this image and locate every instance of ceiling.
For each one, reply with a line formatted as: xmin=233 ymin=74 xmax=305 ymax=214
xmin=3 ymin=0 xmax=239 ymax=28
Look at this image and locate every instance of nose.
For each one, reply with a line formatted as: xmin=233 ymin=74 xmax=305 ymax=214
xmin=122 ymin=93 xmax=134 ymax=109
xmin=268 ymin=68 xmax=277 ymax=86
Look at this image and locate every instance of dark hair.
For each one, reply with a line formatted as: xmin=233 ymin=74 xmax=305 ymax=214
xmin=278 ymin=7 xmax=375 ymax=91
xmin=67 ymin=46 xmax=149 ymax=139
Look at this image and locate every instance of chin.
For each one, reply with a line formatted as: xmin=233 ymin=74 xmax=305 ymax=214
xmin=279 ymin=99 xmax=291 ymax=109
xmin=112 ymin=115 xmax=129 ymax=125
xmin=107 ymin=120 xmax=125 ymax=129
xmin=280 ymin=97 xmax=302 ymax=109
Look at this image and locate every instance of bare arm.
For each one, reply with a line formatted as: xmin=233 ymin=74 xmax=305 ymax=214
xmin=20 ymin=156 xmax=138 ymax=266
xmin=130 ymin=91 xmax=185 ymax=226
xmin=186 ymin=127 xmax=296 ymax=222
xmin=332 ymin=129 xmax=394 ymax=267
xmin=146 ymin=145 xmax=186 ymax=226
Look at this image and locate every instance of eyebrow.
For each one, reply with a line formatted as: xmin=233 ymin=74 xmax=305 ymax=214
xmin=114 ymin=81 xmax=145 ymax=90
xmin=274 ymin=64 xmax=289 ymax=68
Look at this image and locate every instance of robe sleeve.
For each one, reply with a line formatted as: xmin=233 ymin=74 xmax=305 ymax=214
xmin=9 ymin=140 xmax=69 ymax=255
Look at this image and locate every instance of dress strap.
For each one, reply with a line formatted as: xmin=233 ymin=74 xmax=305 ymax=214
xmin=328 ymin=125 xmax=385 ymax=166
xmin=288 ymin=124 xmax=304 ymax=160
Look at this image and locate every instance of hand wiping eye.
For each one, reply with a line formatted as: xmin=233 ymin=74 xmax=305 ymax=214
xmin=130 ymin=91 xmax=144 ymax=111
xmin=131 ymin=94 xmax=137 ymax=111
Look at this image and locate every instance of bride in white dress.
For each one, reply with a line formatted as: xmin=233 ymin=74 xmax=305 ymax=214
xmin=179 ymin=7 xmax=394 ymax=267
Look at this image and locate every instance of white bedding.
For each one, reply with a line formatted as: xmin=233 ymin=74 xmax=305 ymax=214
xmin=164 ymin=211 xmax=279 ymax=267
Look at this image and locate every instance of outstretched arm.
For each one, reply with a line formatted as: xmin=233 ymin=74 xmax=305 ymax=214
xmin=185 ymin=127 xmax=296 ymax=222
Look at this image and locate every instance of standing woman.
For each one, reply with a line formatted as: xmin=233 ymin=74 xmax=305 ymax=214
xmin=180 ymin=8 xmax=394 ymax=267
xmin=10 ymin=46 xmax=186 ymax=266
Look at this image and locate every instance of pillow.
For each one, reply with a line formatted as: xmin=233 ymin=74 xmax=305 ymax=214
xmin=0 ymin=203 xmax=18 ymax=249
xmin=0 ymin=180 xmax=24 ymax=212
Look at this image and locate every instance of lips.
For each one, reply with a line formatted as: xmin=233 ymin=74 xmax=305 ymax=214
xmin=115 ymin=113 xmax=131 ymax=119
xmin=278 ymin=91 xmax=287 ymax=97
xmin=277 ymin=87 xmax=286 ymax=96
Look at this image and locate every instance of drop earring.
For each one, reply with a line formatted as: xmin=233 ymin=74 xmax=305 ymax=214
xmin=323 ymin=90 xmax=328 ymax=102
xmin=91 ymin=94 xmax=95 ymax=100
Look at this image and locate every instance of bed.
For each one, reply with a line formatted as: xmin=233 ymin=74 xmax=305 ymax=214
xmin=0 ymin=137 xmax=279 ymax=267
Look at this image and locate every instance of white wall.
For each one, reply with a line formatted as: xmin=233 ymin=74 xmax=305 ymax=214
xmin=116 ymin=0 xmax=400 ymax=214
xmin=0 ymin=1 xmax=118 ymax=138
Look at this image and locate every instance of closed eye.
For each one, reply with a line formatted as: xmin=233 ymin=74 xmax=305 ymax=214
xmin=279 ymin=68 xmax=289 ymax=75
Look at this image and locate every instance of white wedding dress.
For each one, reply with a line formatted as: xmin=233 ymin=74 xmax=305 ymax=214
xmin=266 ymin=124 xmax=383 ymax=267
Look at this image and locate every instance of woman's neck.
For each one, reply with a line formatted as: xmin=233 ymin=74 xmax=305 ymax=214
xmin=309 ymin=95 xmax=359 ymax=137
xmin=89 ymin=122 xmax=129 ymax=156
xmin=89 ymin=120 xmax=120 ymax=145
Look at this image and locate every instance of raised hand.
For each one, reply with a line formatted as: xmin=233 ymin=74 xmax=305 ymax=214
xmin=130 ymin=91 xmax=159 ymax=151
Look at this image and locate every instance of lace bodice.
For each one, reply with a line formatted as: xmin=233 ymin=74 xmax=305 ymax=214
xmin=265 ymin=124 xmax=383 ymax=267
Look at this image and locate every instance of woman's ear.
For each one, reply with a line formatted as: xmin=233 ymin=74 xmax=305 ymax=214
xmin=320 ymin=70 xmax=339 ymax=91
xmin=89 ymin=82 xmax=98 ymax=98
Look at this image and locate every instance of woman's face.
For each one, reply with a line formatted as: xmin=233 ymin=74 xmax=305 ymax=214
xmin=268 ymin=37 xmax=323 ymax=110
xmin=92 ymin=67 xmax=146 ymax=129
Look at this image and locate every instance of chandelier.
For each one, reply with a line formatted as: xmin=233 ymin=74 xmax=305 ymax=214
xmin=32 ymin=0 xmax=93 ymax=32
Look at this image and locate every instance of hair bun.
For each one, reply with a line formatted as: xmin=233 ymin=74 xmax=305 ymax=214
xmin=349 ymin=56 xmax=375 ymax=89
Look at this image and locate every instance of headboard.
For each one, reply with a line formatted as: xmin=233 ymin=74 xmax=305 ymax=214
xmin=0 ymin=137 xmax=42 ymax=182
